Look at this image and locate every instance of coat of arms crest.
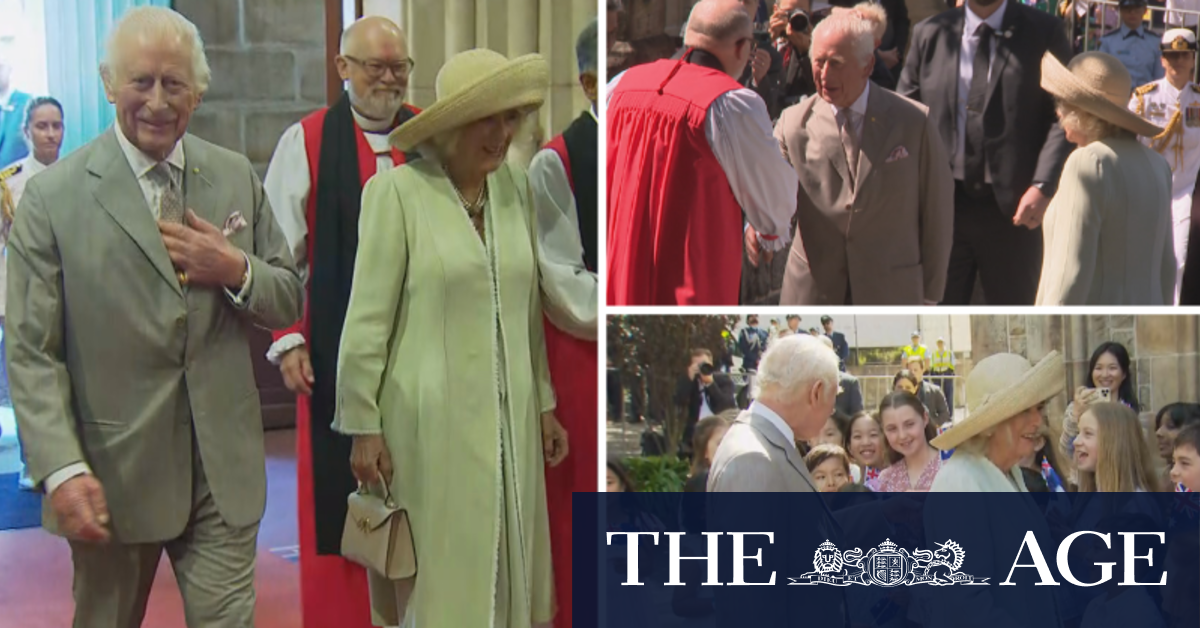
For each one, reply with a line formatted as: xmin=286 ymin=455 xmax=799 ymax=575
xmin=790 ymin=538 xmax=988 ymax=587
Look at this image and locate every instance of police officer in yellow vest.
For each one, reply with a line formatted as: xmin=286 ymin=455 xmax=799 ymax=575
xmin=900 ymin=330 xmax=928 ymax=372
xmin=930 ymin=336 xmax=956 ymax=410
xmin=1129 ymin=28 xmax=1200 ymax=304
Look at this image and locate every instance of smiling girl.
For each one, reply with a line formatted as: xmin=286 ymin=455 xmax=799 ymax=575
xmin=845 ymin=411 xmax=884 ymax=488
xmin=1073 ymin=403 xmax=1161 ymax=492
xmin=874 ymin=392 xmax=942 ymax=492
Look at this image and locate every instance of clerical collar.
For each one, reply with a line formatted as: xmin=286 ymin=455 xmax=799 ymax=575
xmin=351 ymin=105 xmax=396 ymax=133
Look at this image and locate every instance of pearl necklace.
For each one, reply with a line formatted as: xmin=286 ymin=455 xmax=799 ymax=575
xmin=446 ymin=168 xmax=488 ymax=217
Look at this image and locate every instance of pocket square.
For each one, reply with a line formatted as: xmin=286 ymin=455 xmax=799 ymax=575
xmin=886 ymin=146 xmax=910 ymax=163
xmin=222 ymin=211 xmax=248 ymax=237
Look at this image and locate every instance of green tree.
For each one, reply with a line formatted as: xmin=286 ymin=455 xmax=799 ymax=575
xmin=607 ymin=315 xmax=740 ymax=456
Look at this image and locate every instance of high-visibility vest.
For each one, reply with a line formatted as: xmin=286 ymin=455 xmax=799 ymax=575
xmin=901 ymin=344 xmax=927 ymax=362
xmin=931 ymin=349 xmax=955 ymax=372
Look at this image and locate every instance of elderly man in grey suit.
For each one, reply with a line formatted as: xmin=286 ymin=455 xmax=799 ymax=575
xmin=6 ymin=7 xmax=302 ymax=627
xmin=775 ymin=12 xmax=954 ymax=306
xmin=708 ymin=334 xmax=839 ymax=492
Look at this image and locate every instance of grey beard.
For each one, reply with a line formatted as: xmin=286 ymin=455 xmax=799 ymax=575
xmin=349 ymin=88 xmax=406 ymax=122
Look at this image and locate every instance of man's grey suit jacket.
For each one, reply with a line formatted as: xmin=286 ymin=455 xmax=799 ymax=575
xmin=707 ymin=410 xmax=818 ymax=492
xmin=7 ymin=128 xmax=303 ymax=543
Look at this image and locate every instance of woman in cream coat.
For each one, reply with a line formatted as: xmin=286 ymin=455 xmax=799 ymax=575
xmin=922 ymin=351 xmax=1068 ymax=628
xmin=1035 ymin=52 xmax=1176 ymax=305
xmin=335 ymin=50 xmax=569 ymax=628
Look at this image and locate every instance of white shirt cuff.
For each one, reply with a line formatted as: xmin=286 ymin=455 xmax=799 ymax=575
xmin=223 ymin=251 xmax=253 ymax=307
xmin=45 ymin=462 xmax=91 ymax=495
xmin=267 ymin=333 xmax=306 ymax=365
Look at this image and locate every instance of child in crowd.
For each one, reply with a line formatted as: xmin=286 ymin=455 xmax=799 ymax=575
xmin=845 ymin=411 xmax=884 ymax=487
xmin=1170 ymin=424 xmax=1200 ymax=492
xmin=1074 ymin=403 xmax=1162 ymax=492
xmin=874 ymin=392 xmax=942 ymax=492
xmin=812 ymin=411 xmax=862 ymax=481
xmin=805 ymin=444 xmax=853 ymax=493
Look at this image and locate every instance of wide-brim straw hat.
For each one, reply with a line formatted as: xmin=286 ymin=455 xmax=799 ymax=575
xmin=931 ymin=351 xmax=1065 ymax=451
xmin=389 ymin=49 xmax=550 ymax=152
xmin=1040 ymin=51 xmax=1162 ymax=138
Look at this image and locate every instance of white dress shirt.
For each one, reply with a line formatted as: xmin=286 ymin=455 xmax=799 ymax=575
xmin=749 ymin=400 xmax=796 ymax=450
xmin=262 ymin=107 xmax=403 ymax=364
xmin=528 ymin=107 xmax=598 ymax=341
xmin=44 ymin=124 xmax=254 ymax=495
xmin=607 ymin=71 xmax=798 ymax=252
xmin=955 ymin=0 xmax=1008 ymax=182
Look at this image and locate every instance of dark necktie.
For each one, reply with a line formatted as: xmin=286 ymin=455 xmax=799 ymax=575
xmin=964 ymin=23 xmax=993 ymax=196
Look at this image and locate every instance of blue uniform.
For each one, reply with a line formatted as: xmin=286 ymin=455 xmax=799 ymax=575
xmin=1099 ymin=25 xmax=1165 ymax=90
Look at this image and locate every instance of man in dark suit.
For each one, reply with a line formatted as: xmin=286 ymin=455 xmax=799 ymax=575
xmin=822 ymin=315 xmax=850 ymax=371
xmin=907 ymin=355 xmax=951 ymax=426
xmin=675 ymin=349 xmax=737 ymax=455
xmin=0 ymin=39 xmax=31 ymax=168
xmin=898 ymin=0 xmax=1073 ymax=305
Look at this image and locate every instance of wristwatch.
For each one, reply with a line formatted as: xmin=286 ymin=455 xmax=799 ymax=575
xmin=1031 ymin=181 xmax=1054 ymax=196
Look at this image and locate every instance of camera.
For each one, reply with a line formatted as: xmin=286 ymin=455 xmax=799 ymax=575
xmin=699 ymin=363 xmax=716 ymax=377
xmin=753 ymin=28 xmax=773 ymax=49
xmin=1099 ymin=387 xmax=1111 ymax=401
xmin=788 ymin=9 xmax=810 ymax=32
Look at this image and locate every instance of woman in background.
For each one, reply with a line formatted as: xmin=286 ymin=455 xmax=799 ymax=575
xmin=1060 ymin=342 xmax=1141 ymax=464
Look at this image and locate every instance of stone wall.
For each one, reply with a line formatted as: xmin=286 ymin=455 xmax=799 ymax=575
xmin=175 ymin=0 xmax=326 ymax=178
xmin=969 ymin=315 xmax=1200 ymax=451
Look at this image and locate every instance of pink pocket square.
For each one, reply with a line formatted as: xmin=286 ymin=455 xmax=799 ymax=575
xmin=885 ymin=146 xmax=910 ymax=163
xmin=222 ymin=211 xmax=248 ymax=237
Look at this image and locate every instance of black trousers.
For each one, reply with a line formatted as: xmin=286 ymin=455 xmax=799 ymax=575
xmin=941 ymin=181 xmax=1044 ymax=305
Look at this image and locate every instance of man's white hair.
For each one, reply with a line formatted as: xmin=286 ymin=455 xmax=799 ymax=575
xmin=818 ymin=335 xmax=835 ymax=351
xmin=811 ymin=12 xmax=876 ymax=65
xmin=754 ymin=334 xmax=839 ymax=402
xmin=102 ymin=6 xmax=211 ymax=94
xmin=838 ymin=2 xmax=888 ymax=43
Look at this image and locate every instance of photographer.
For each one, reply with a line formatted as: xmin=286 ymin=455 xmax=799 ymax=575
xmin=675 ymin=349 xmax=737 ymax=456
xmin=768 ymin=0 xmax=819 ymax=110
xmin=739 ymin=0 xmax=787 ymax=119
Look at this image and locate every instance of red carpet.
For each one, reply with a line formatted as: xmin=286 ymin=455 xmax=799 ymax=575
xmin=0 ymin=429 xmax=301 ymax=628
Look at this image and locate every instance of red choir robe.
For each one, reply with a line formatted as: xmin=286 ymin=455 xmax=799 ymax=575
xmin=542 ymin=126 xmax=598 ymax=628
xmin=606 ymin=57 xmax=747 ymax=305
xmin=272 ymin=101 xmax=418 ymax=628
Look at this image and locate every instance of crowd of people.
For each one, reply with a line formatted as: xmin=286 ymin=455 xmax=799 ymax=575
xmin=1 ymin=6 xmax=598 ymax=628
xmin=607 ymin=331 xmax=1200 ymax=624
xmin=606 ymin=0 xmax=1200 ymax=305
xmin=611 ymin=332 xmax=1200 ymax=498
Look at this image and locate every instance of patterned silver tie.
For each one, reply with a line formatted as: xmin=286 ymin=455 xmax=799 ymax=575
xmin=837 ymin=109 xmax=860 ymax=191
xmin=152 ymin=162 xmax=184 ymax=224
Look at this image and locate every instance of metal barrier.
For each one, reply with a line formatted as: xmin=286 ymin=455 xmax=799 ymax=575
xmin=853 ymin=375 xmax=967 ymax=415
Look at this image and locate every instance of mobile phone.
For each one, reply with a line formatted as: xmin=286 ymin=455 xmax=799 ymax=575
xmin=1099 ymin=387 xmax=1111 ymax=401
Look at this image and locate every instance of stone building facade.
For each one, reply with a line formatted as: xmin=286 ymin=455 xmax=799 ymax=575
xmin=175 ymin=0 xmax=327 ymax=179
xmin=970 ymin=314 xmax=1200 ymax=451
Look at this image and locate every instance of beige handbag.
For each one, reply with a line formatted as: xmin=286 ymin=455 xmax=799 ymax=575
xmin=341 ymin=482 xmax=417 ymax=580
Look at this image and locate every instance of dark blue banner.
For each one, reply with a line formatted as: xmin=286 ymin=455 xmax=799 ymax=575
xmin=574 ymin=492 xmax=1200 ymax=628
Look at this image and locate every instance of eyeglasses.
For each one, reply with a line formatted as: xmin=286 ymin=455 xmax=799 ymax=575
xmin=343 ymin=55 xmax=415 ymax=79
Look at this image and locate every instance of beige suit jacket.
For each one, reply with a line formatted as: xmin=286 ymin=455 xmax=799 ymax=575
xmin=706 ymin=410 xmax=818 ymax=492
xmin=1035 ymin=134 xmax=1176 ymax=305
xmin=6 ymin=129 xmax=303 ymax=543
xmin=776 ymin=87 xmax=954 ymax=305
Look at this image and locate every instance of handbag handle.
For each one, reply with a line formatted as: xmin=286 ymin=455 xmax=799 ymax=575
xmin=356 ymin=479 xmax=398 ymax=510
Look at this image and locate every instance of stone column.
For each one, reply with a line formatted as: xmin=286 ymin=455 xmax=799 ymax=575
xmin=445 ymin=0 xmax=476 ymax=58
xmin=404 ymin=1 xmax=446 ymax=108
